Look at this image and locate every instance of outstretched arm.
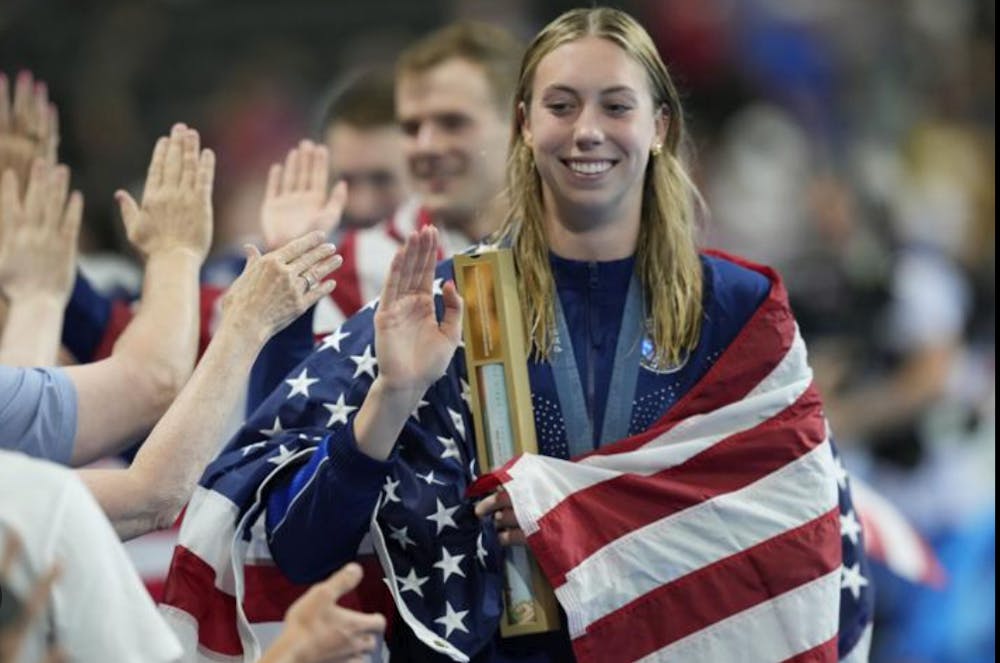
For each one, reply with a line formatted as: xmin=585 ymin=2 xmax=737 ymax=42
xmin=65 ymin=123 xmax=213 ymax=465
xmin=79 ymin=231 xmax=342 ymax=540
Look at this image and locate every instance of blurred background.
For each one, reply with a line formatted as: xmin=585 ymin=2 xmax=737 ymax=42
xmin=1 ymin=0 xmax=993 ymax=661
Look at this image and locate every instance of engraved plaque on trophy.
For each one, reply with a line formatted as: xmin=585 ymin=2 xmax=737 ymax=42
xmin=454 ymin=248 xmax=560 ymax=637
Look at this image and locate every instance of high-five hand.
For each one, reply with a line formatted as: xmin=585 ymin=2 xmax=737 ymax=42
xmin=373 ymin=226 xmax=463 ymax=396
xmin=116 ymin=123 xmax=214 ymax=261
xmin=261 ymin=139 xmax=347 ymax=251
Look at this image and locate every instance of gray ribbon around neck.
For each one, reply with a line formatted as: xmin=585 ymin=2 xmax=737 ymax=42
xmin=548 ymin=272 xmax=644 ymax=456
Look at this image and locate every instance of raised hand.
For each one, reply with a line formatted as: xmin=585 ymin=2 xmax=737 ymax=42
xmin=0 ymin=71 xmax=59 ymax=189
xmin=261 ymin=139 xmax=347 ymax=251
xmin=374 ymin=226 xmax=463 ymax=395
xmin=220 ymin=231 xmax=342 ymax=343
xmin=261 ymin=563 xmax=386 ymax=663
xmin=0 ymin=159 xmax=82 ymax=304
xmin=116 ymin=123 xmax=214 ymax=261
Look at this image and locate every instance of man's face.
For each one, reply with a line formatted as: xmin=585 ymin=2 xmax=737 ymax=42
xmin=325 ymin=122 xmax=408 ymax=230
xmin=396 ymin=58 xmax=509 ymax=227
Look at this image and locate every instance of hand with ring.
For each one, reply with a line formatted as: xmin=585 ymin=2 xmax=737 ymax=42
xmin=301 ymin=271 xmax=318 ymax=294
xmin=220 ymin=231 xmax=343 ymax=343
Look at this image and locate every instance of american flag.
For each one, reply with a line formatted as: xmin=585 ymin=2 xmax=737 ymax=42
xmin=158 ymin=251 xmax=874 ymax=662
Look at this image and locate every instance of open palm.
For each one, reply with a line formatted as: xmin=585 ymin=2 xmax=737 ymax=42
xmin=374 ymin=227 xmax=462 ymax=394
xmin=261 ymin=140 xmax=346 ymax=251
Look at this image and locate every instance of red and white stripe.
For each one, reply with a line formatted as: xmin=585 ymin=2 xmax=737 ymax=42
xmin=472 ymin=260 xmax=844 ymax=663
xmin=159 ymin=450 xmax=392 ymax=662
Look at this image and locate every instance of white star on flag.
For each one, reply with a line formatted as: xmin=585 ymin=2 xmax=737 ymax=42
xmin=319 ymin=327 xmax=350 ymax=353
xmin=840 ymin=509 xmax=862 ymax=546
xmin=432 ymin=277 xmax=444 ymax=296
xmin=397 ymin=567 xmax=429 ymax=597
xmin=434 ymin=601 xmax=469 ymax=639
xmin=476 ymin=532 xmax=488 ymax=567
xmin=410 ymin=399 xmax=429 ymax=421
xmin=840 ymin=562 xmax=869 ymax=600
xmin=382 ymin=476 xmax=401 ymax=503
xmin=258 ymin=417 xmax=283 ymax=439
xmin=284 ymin=368 xmax=319 ymax=399
xmin=447 ymin=408 xmax=466 ymax=439
xmin=433 ymin=547 xmax=466 ymax=583
xmin=350 ymin=345 xmax=378 ymax=379
xmin=426 ymin=498 xmax=460 ymax=534
xmin=388 ymin=524 xmax=416 ymax=550
xmin=362 ymin=297 xmax=379 ymax=311
xmin=241 ymin=441 xmax=268 ymax=456
xmin=416 ymin=470 xmax=444 ymax=486
xmin=323 ymin=393 xmax=357 ymax=427
xmin=267 ymin=444 xmax=295 ymax=466
xmin=833 ymin=456 xmax=849 ymax=490
xmin=460 ymin=379 xmax=471 ymax=406
xmin=437 ymin=436 xmax=461 ymax=461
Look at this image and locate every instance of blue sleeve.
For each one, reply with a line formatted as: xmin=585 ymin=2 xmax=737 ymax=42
xmin=246 ymin=308 xmax=316 ymax=415
xmin=0 ymin=366 xmax=78 ymax=465
xmin=62 ymin=272 xmax=116 ymax=363
xmin=264 ymin=418 xmax=395 ymax=583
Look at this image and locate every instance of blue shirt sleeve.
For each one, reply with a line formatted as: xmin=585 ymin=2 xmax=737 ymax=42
xmin=264 ymin=417 xmax=395 ymax=583
xmin=0 ymin=366 xmax=78 ymax=465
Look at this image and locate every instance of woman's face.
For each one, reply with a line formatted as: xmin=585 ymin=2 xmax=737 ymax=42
xmin=522 ymin=36 xmax=665 ymax=227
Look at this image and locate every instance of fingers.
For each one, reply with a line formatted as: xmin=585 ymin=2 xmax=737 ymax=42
xmin=0 ymin=72 xmax=10 ymax=131
xmin=62 ymin=190 xmax=83 ymax=239
xmin=288 ymin=242 xmax=339 ymax=281
xmin=287 ymin=240 xmax=337 ymax=275
xmin=0 ymin=531 xmax=23 ymax=579
xmin=0 ymin=169 xmax=19 ymax=218
xmin=271 ymin=229 xmax=326 ymax=264
xmin=473 ymin=490 xmax=511 ymax=519
xmin=145 ymin=137 xmax=168 ymax=192
xmin=162 ymin=123 xmax=186 ymax=187
xmin=114 ymin=189 xmax=140 ymax=232
xmin=281 ymin=144 xmax=297 ymax=193
xmin=45 ymin=103 xmax=59 ymax=161
xmin=320 ymin=179 xmax=348 ymax=234
xmin=22 ymin=158 xmax=45 ymax=221
xmin=16 ymin=562 xmax=60 ymax=633
xmin=180 ymin=127 xmax=200 ymax=190
xmin=295 ymin=140 xmax=312 ymax=191
xmin=243 ymin=243 xmax=262 ymax=265
xmin=498 ymin=528 xmax=528 ymax=546
xmin=380 ymin=248 xmax=404 ymax=307
xmin=197 ymin=148 xmax=215 ymax=196
xmin=417 ymin=226 xmax=438 ymax=294
xmin=12 ymin=70 xmax=32 ymax=134
xmin=302 ymin=277 xmax=337 ymax=309
xmin=310 ymin=144 xmax=329 ymax=193
xmin=440 ymin=278 xmax=464 ymax=344
xmin=265 ymin=163 xmax=281 ymax=200
xmin=42 ymin=164 xmax=69 ymax=229
xmin=323 ymin=562 xmax=364 ymax=601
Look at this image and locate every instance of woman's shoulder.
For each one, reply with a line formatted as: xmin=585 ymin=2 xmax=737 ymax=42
xmin=699 ymin=250 xmax=773 ymax=313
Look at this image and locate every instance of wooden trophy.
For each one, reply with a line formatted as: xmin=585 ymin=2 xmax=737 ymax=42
xmin=454 ymin=248 xmax=560 ymax=637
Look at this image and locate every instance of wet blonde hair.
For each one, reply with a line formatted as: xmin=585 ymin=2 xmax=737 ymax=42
xmin=498 ymin=7 xmax=703 ymax=366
